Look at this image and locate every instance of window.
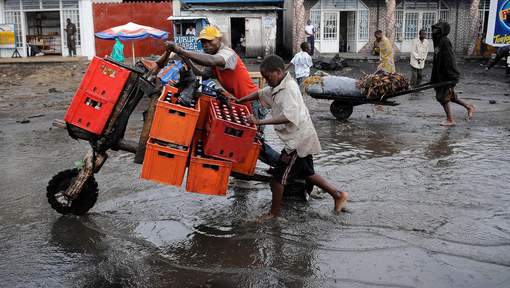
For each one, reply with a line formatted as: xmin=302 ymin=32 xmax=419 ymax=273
xmin=4 ymin=11 xmax=22 ymax=48
xmin=421 ymin=12 xmax=436 ymax=38
xmin=404 ymin=12 xmax=418 ymax=40
xmin=310 ymin=9 xmax=321 ymax=40
xmin=395 ymin=10 xmax=404 ymax=41
xmin=323 ymin=12 xmax=338 ymax=40
xmin=395 ymin=0 xmax=448 ymax=41
xmin=358 ymin=10 xmax=369 ymax=41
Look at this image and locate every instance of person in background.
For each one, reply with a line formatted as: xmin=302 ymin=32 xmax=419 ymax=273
xmin=304 ymin=20 xmax=316 ymax=56
xmin=110 ymin=38 xmax=124 ymax=63
xmin=374 ymin=30 xmax=395 ymax=73
xmin=64 ymin=18 xmax=77 ymax=57
xmin=410 ymin=29 xmax=429 ymax=88
xmin=286 ymin=42 xmax=313 ymax=86
xmin=236 ymin=55 xmax=349 ymax=219
xmin=430 ymin=22 xmax=475 ymax=126
xmin=185 ymin=25 xmax=196 ymax=36
xmin=485 ymin=45 xmax=510 ymax=71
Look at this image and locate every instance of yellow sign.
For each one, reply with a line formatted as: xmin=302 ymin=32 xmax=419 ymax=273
xmin=0 ymin=24 xmax=16 ymax=48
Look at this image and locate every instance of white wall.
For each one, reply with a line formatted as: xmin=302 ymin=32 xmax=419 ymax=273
xmin=79 ymin=0 xmax=95 ymax=59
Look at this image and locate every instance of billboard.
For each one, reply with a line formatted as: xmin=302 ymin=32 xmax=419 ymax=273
xmin=0 ymin=24 xmax=16 ymax=49
xmin=486 ymin=0 xmax=510 ymax=46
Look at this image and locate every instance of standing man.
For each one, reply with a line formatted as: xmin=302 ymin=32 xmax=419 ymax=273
xmin=304 ymin=20 xmax=315 ymax=56
xmin=374 ymin=30 xmax=395 ymax=73
xmin=410 ymin=29 xmax=429 ymax=88
xmin=431 ymin=22 xmax=475 ymax=126
xmin=64 ymin=18 xmax=77 ymax=57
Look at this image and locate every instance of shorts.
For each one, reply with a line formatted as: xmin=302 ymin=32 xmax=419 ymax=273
xmin=273 ymin=150 xmax=315 ymax=185
xmin=435 ymin=86 xmax=458 ymax=104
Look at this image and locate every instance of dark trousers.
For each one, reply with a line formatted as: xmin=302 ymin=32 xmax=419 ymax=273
xmin=307 ymin=36 xmax=315 ymax=56
xmin=410 ymin=66 xmax=423 ymax=87
xmin=67 ymin=38 xmax=76 ymax=56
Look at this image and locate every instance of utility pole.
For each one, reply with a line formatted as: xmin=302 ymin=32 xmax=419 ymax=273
xmin=385 ymin=0 xmax=396 ymax=42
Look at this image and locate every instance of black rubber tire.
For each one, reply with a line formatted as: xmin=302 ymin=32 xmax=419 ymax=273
xmin=330 ymin=101 xmax=354 ymax=120
xmin=47 ymin=169 xmax=98 ymax=215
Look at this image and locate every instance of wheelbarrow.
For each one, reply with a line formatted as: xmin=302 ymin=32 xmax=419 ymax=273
xmin=47 ymin=57 xmax=309 ymax=216
xmin=307 ymin=81 xmax=456 ymax=120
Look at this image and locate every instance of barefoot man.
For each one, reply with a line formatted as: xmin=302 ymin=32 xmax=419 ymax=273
xmin=431 ymin=22 xmax=475 ymax=126
xmin=236 ymin=55 xmax=348 ymax=219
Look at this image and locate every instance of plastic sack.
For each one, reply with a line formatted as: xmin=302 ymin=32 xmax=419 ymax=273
xmin=110 ymin=38 xmax=124 ymax=63
xmin=157 ymin=60 xmax=183 ymax=85
xmin=305 ymin=76 xmax=362 ymax=97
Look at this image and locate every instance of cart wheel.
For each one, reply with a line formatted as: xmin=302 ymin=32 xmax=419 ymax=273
xmin=47 ymin=169 xmax=98 ymax=215
xmin=330 ymin=101 xmax=353 ymax=120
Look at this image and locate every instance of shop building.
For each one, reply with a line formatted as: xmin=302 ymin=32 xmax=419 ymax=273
xmin=0 ymin=0 xmax=95 ymax=58
xmin=174 ymin=0 xmax=283 ymax=58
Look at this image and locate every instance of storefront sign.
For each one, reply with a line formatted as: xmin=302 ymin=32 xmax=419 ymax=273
xmin=175 ymin=35 xmax=203 ymax=52
xmin=0 ymin=24 xmax=16 ymax=49
xmin=486 ymin=0 xmax=510 ymax=46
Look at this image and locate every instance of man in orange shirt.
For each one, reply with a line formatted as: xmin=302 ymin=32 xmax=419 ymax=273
xmin=165 ymin=26 xmax=258 ymax=108
xmin=165 ymin=26 xmax=280 ymax=166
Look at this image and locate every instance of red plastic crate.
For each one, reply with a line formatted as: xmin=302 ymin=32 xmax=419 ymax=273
xmin=232 ymin=140 xmax=261 ymax=176
xmin=141 ymin=138 xmax=189 ymax=187
xmin=196 ymin=95 xmax=213 ymax=130
xmin=204 ymin=99 xmax=257 ymax=163
xmin=149 ymin=86 xmax=200 ymax=147
xmin=186 ymin=134 xmax=232 ymax=196
xmin=64 ymin=57 xmax=132 ymax=135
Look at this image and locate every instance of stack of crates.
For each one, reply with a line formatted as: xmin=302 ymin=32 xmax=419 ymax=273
xmin=142 ymin=88 xmax=261 ymax=195
xmin=64 ymin=57 xmax=132 ymax=138
xmin=141 ymin=86 xmax=200 ymax=186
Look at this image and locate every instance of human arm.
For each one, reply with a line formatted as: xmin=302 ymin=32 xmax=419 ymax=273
xmin=248 ymin=114 xmax=290 ymax=126
xmin=236 ymin=89 xmax=261 ymax=103
xmin=165 ymin=41 xmax=226 ymax=68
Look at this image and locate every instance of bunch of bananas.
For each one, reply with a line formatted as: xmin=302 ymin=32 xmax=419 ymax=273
xmin=357 ymin=71 xmax=409 ymax=100
xmin=302 ymin=75 xmax=324 ymax=89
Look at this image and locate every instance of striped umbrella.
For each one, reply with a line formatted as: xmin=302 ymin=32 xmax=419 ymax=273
xmin=95 ymin=22 xmax=168 ymax=64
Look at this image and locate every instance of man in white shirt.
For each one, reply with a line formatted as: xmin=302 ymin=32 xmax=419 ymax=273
xmin=410 ymin=29 xmax=429 ymax=88
xmin=286 ymin=42 xmax=313 ymax=85
xmin=304 ymin=20 xmax=316 ymax=56
xmin=185 ymin=25 xmax=196 ymax=36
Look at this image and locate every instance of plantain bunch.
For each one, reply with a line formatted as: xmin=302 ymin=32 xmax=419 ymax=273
xmin=357 ymin=71 xmax=409 ymax=100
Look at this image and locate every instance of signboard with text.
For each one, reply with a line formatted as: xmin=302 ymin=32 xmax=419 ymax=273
xmin=0 ymin=24 xmax=16 ymax=49
xmin=486 ymin=0 xmax=510 ymax=46
xmin=174 ymin=35 xmax=203 ymax=52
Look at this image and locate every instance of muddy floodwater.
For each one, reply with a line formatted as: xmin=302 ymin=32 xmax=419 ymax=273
xmin=1 ymin=61 xmax=509 ymax=288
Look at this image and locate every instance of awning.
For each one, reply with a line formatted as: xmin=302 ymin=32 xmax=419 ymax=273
xmin=167 ymin=15 xmax=208 ymax=21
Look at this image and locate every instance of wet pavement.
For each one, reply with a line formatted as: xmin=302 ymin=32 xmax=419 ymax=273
xmin=1 ymin=61 xmax=509 ymax=288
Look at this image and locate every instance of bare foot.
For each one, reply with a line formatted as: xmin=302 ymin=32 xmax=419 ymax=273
xmin=334 ymin=191 xmax=348 ymax=213
xmin=440 ymin=121 xmax=456 ymax=127
xmin=467 ymin=105 xmax=476 ymax=120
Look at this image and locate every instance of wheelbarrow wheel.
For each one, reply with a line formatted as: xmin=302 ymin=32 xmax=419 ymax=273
xmin=47 ymin=169 xmax=98 ymax=215
xmin=330 ymin=101 xmax=353 ymax=120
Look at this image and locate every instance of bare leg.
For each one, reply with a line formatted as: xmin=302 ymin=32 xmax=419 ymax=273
xmin=451 ymin=98 xmax=476 ymax=120
xmin=269 ymin=178 xmax=285 ymax=217
xmin=440 ymin=102 xmax=456 ymax=126
xmin=305 ymin=174 xmax=348 ymax=212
